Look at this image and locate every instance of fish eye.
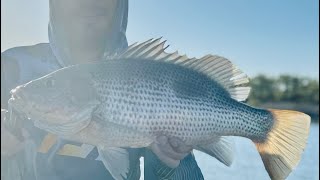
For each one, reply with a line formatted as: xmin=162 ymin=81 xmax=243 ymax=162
xmin=46 ymin=79 xmax=55 ymax=88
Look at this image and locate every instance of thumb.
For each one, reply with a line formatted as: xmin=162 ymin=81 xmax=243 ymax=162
xmin=168 ymin=137 xmax=193 ymax=153
xmin=150 ymin=142 xmax=180 ymax=168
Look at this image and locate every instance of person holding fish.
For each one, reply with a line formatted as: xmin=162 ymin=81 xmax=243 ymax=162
xmin=1 ymin=0 xmax=204 ymax=179
xmin=2 ymin=0 xmax=311 ymax=180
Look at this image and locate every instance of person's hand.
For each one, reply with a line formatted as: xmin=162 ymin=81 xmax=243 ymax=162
xmin=1 ymin=109 xmax=26 ymax=157
xmin=150 ymin=135 xmax=193 ymax=168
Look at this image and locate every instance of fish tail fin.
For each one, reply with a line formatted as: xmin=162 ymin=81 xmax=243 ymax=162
xmin=254 ymin=109 xmax=311 ymax=180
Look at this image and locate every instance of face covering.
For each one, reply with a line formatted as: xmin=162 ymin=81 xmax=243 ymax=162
xmin=48 ymin=0 xmax=128 ymax=67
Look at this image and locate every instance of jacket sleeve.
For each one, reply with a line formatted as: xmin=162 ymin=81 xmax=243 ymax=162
xmin=144 ymin=149 xmax=204 ymax=180
xmin=1 ymin=53 xmax=21 ymax=109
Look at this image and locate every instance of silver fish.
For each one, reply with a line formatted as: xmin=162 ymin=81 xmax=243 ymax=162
xmin=9 ymin=38 xmax=310 ymax=180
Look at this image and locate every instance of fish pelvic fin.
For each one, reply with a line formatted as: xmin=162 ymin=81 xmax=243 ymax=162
xmin=254 ymin=109 xmax=311 ymax=180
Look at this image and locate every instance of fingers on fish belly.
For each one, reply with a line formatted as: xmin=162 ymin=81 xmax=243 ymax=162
xmin=254 ymin=109 xmax=311 ymax=180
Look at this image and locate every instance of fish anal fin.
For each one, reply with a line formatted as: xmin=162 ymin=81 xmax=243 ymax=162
xmin=98 ymin=146 xmax=129 ymax=180
xmin=196 ymin=137 xmax=234 ymax=167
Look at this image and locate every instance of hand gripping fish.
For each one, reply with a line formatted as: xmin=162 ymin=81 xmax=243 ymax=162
xmin=9 ymin=38 xmax=310 ymax=180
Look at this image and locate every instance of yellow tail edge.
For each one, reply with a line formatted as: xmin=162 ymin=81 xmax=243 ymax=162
xmin=254 ymin=109 xmax=311 ymax=180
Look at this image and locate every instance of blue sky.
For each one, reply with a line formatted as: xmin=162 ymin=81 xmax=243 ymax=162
xmin=1 ymin=0 xmax=319 ymax=79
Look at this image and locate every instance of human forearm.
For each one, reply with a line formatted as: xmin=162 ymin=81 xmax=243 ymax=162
xmin=1 ymin=109 xmax=29 ymax=157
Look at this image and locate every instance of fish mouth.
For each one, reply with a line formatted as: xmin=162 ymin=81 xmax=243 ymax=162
xmin=10 ymin=85 xmax=26 ymax=101
xmin=8 ymin=87 xmax=61 ymax=125
xmin=9 ymin=87 xmax=31 ymax=118
xmin=8 ymin=96 xmax=27 ymax=115
xmin=11 ymin=93 xmax=23 ymax=102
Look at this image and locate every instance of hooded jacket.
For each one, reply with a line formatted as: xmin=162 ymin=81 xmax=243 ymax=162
xmin=1 ymin=1 xmax=203 ymax=179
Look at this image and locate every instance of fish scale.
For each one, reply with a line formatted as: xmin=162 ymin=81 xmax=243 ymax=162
xmin=9 ymin=38 xmax=310 ymax=180
xmin=86 ymin=59 xmax=271 ymax=145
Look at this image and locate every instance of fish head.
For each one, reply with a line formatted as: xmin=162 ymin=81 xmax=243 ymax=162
xmin=9 ymin=65 xmax=100 ymax=125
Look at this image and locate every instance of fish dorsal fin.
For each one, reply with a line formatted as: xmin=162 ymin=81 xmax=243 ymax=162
xmin=114 ymin=38 xmax=251 ymax=101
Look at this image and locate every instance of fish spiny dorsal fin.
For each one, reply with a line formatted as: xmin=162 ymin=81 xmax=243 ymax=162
xmin=120 ymin=38 xmax=154 ymax=58
xmin=130 ymin=37 xmax=163 ymax=58
xmin=127 ymin=42 xmax=138 ymax=49
xmin=141 ymin=40 xmax=168 ymax=59
xmin=115 ymin=38 xmax=251 ymax=101
xmin=150 ymin=43 xmax=170 ymax=60
xmin=160 ymin=51 xmax=179 ymax=62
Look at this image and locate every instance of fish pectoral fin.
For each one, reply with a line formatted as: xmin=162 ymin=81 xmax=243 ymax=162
xmin=97 ymin=146 xmax=129 ymax=180
xmin=196 ymin=137 xmax=234 ymax=167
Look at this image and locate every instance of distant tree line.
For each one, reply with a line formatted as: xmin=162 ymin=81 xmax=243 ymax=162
xmin=247 ymin=75 xmax=319 ymax=105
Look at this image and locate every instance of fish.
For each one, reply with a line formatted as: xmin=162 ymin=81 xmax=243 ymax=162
xmin=8 ymin=38 xmax=311 ymax=180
